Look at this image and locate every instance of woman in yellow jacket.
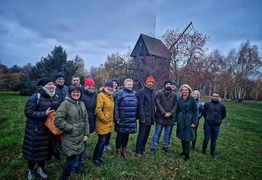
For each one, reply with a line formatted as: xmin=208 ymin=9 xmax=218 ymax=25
xmin=93 ymin=80 xmax=114 ymax=166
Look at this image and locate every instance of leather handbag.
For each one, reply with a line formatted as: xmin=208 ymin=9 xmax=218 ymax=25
xmin=45 ymin=101 xmax=69 ymax=135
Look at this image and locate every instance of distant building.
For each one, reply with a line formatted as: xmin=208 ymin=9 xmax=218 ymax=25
xmin=130 ymin=33 xmax=171 ymax=89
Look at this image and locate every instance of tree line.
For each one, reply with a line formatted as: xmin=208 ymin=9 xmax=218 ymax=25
xmin=0 ymin=28 xmax=261 ymax=100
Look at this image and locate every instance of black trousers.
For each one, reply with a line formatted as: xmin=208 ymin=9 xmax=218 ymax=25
xmin=28 ymin=161 xmax=45 ymax=171
xmin=116 ymin=133 xmax=129 ymax=148
xmin=181 ymin=140 xmax=190 ymax=154
xmin=136 ymin=124 xmax=151 ymax=154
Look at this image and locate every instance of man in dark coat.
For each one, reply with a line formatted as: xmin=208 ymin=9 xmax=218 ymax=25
xmin=151 ymin=80 xmax=177 ymax=153
xmin=135 ymin=76 xmax=155 ymax=157
xmin=55 ymin=72 xmax=69 ymax=104
xmin=202 ymin=92 xmax=226 ymax=158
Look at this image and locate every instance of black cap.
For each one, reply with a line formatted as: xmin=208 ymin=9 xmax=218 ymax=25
xmin=104 ymin=80 xmax=113 ymax=88
xmin=164 ymin=80 xmax=172 ymax=86
xmin=37 ymin=78 xmax=52 ymax=86
xmin=55 ymin=72 xmax=65 ymax=80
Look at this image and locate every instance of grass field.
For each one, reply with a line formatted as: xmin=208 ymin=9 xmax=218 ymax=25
xmin=0 ymin=91 xmax=262 ymax=180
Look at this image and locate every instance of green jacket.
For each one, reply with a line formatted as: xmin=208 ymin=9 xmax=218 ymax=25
xmin=55 ymin=95 xmax=89 ymax=157
xmin=175 ymin=95 xmax=198 ymax=141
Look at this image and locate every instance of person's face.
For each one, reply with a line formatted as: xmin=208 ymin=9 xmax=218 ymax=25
xmin=106 ymin=86 xmax=113 ymax=92
xmin=113 ymin=81 xmax=118 ymax=89
xmin=171 ymin=84 xmax=177 ymax=91
xmin=165 ymin=83 xmax=172 ymax=88
xmin=56 ymin=77 xmax=65 ymax=86
xmin=125 ymin=81 xmax=133 ymax=90
xmin=193 ymin=92 xmax=199 ymax=100
xmin=86 ymin=85 xmax=95 ymax=91
xmin=181 ymin=87 xmax=189 ymax=96
xmin=147 ymin=81 xmax=154 ymax=88
xmin=212 ymin=93 xmax=219 ymax=101
xmin=45 ymin=82 xmax=55 ymax=93
xmin=72 ymin=77 xmax=80 ymax=86
xmin=71 ymin=90 xmax=81 ymax=100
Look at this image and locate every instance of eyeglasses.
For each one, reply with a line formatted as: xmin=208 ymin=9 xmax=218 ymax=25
xmin=213 ymin=96 xmax=219 ymax=97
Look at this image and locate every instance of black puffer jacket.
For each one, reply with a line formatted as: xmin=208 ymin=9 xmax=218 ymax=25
xmin=23 ymin=87 xmax=60 ymax=162
xmin=137 ymin=86 xmax=155 ymax=125
xmin=155 ymin=88 xmax=177 ymax=126
xmin=114 ymin=88 xmax=138 ymax=134
xmin=81 ymin=87 xmax=97 ymax=134
xmin=203 ymin=100 xmax=226 ymax=126
xmin=55 ymin=84 xmax=68 ymax=104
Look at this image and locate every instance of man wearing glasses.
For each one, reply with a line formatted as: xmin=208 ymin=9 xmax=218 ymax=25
xmin=202 ymin=92 xmax=226 ymax=159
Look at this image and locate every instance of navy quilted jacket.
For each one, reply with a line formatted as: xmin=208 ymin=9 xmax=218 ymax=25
xmin=114 ymin=88 xmax=138 ymax=133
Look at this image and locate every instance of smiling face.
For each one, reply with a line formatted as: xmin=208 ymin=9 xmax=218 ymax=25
xmin=45 ymin=82 xmax=55 ymax=93
xmin=71 ymin=90 xmax=81 ymax=100
xmin=193 ymin=92 xmax=199 ymax=100
xmin=56 ymin=77 xmax=65 ymax=86
xmin=113 ymin=81 xmax=118 ymax=89
xmin=125 ymin=81 xmax=133 ymax=90
xmin=86 ymin=85 xmax=95 ymax=91
xmin=147 ymin=81 xmax=154 ymax=88
xmin=181 ymin=87 xmax=189 ymax=97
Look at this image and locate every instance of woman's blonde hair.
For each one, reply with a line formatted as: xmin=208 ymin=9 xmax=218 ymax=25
xmin=179 ymin=84 xmax=192 ymax=94
xmin=192 ymin=90 xmax=201 ymax=100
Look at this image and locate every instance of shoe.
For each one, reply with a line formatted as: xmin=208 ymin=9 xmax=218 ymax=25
xmin=135 ymin=153 xmax=141 ymax=157
xmin=36 ymin=167 xmax=48 ymax=179
xmin=179 ymin=152 xmax=186 ymax=156
xmin=122 ymin=147 xmax=127 ymax=159
xmin=162 ymin=147 xmax=170 ymax=153
xmin=79 ymin=163 xmax=86 ymax=168
xmin=105 ymin=145 xmax=112 ymax=150
xmin=73 ymin=166 xmax=80 ymax=173
xmin=150 ymin=148 xmax=156 ymax=154
xmin=93 ymin=160 xmax=101 ymax=166
xmin=99 ymin=157 xmax=104 ymax=163
xmin=28 ymin=170 xmax=34 ymax=180
xmin=168 ymin=143 xmax=172 ymax=148
xmin=211 ymin=154 xmax=216 ymax=159
xmin=156 ymin=141 xmax=159 ymax=145
xmin=142 ymin=151 xmax=146 ymax=155
xmin=184 ymin=154 xmax=190 ymax=161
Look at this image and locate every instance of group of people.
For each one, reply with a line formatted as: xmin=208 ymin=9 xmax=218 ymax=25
xmin=23 ymin=73 xmax=226 ymax=180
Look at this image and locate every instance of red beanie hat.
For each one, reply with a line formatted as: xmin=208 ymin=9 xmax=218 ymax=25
xmin=146 ymin=76 xmax=155 ymax=84
xmin=85 ymin=78 xmax=95 ymax=87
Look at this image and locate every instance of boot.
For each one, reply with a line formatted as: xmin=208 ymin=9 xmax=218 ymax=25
xmin=116 ymin=148 xmax=122 ymax=157
xmin=122 ymin=147 xmax=127 ymax=159
xmin=184 ymin=153 xmax=189 ymax=161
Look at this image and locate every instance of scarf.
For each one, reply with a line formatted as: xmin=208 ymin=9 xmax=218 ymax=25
xmin=43 ymin=86 xmax=56 ymax=97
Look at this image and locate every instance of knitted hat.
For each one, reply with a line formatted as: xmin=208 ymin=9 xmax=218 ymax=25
xmin=85 ymin=78 xmax=95 ymax=87
xmin=164 ymin=80 xmax=172 ymax=86
xmin=55 ymin=72 xmax=65 ymax=80
xmin=146 ymin=76 xmax=155 ymax=84
xmin=112 ymin=78 xmax=120 ymax=86
xmin=104 ymin=80 xmax=113 ymax=88
xmin=171 ymin=81 xmax=178 ymax=87
xmin=37 ymin=78 xmax=52 ymax=86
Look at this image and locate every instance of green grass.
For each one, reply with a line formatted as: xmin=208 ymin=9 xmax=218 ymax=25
xmin=0 ymin=91 xmax=262 ymax=180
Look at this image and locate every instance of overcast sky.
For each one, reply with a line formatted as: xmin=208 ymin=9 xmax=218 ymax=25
xmin=1 ymin=0 xmax=261 ymax=69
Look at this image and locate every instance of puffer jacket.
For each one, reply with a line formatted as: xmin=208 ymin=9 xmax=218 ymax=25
xmin=95 ymin=90 xmax=114 ymax=135
xmin=54 ymin=95 xmax=89 ymax=157
xmin=175 ymin=95 xmax=198 ymax=141
xmin=196 ymin=99 xmax=203 ymax=125
xmin=82 ymin=87 xmax=97 ymax=134
xmin=203 ymin=100 xmax=226 ymax=126
xmin=137 ymin=85 xmax=155 ymax=125
xmin=23 ymin=87 xmax=60 ymax=162
xmin=55 ymin=84 xmax=68 ymax=104
xmin=114 ymin=88 xmax=138 ymax=134
xmin=155 ymin=88 xmax=177 ymax=126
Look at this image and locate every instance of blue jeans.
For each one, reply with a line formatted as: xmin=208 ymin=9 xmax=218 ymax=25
xmin=60 ymin=155 xmax=77 ymax=180
xmin=105 ymin=133 xmax=111 ymax=146
xmin=73 ymin=141 xmax=86 ymax=169
xmin=157 ymin=125 xmax=174 ymax=143
xmin=151 ymin=123 xmax=171 ymax=149
xmin=93 ymin=134 xmax=109 ymax=161
xmin=136 ymin=124 xmax=151 ymax=154
xmin=202 ymin=121 xmax=220 ymax=155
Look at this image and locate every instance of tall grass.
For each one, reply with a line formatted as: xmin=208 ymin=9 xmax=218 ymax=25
xmin=0 ymin=92 xmax=261 ymax=180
